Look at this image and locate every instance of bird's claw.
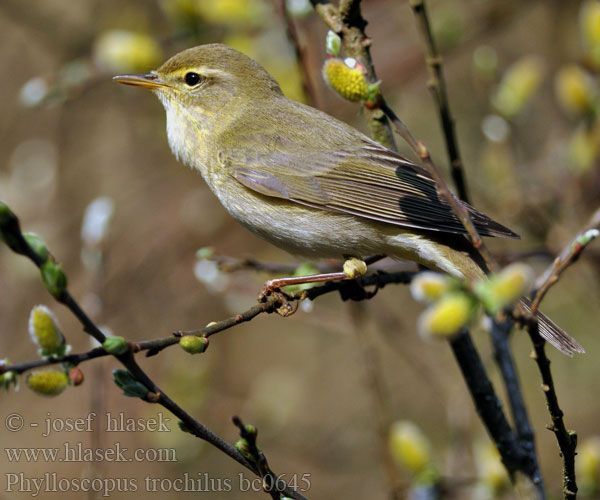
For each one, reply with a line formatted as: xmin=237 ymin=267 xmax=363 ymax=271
xmin=258 ymin=284 xmax=298 ymax=317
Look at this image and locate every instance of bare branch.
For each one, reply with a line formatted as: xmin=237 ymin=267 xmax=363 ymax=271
xmin=408 ymin=0 xmax=470 ymax=202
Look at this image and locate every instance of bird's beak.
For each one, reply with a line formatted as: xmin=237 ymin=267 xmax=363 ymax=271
xmin=113 ymin=73 xmax=169 ymax=90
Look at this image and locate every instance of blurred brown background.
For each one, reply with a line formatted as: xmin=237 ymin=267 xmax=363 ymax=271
xmin=1 ymin=0 xmax=599 ymax=498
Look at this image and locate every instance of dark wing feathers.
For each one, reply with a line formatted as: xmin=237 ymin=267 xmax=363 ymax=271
xmin=229 ymin=139 xmax=518 ymax=239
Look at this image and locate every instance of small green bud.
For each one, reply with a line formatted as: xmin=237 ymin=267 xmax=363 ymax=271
xmin=112 ymin=369 xmax=148 ymax=399
xmin=574 ymin=228 xmax=600 ymax=249
xmin=418 ymin=292 xmax=476 ymax=339
xmin=40 ymin=261 xmax=68 ymax=299
xmin=28 ymin=305 xmax=69 ymax=357
xmin=23 ymin=232 xmax=49 ymax=263
xmin=244 ymin=424 xmax=257 ymax=436
xmin=325 ymin=30 xmax=341 ymax=57
xmin=179 ymin=335 xmax=209 ymax=354
xmin=102 ymin=336 xmax=130 ymax=355
xmin=235 ymin=438 xmax=253 ymax=460
xmin=26 ymin=370 xmax=69 ymax=397
xmin=0 ymin=360 xmax=18 ymax=391
xmin=0 ymin=370 xmax=17 ymax=391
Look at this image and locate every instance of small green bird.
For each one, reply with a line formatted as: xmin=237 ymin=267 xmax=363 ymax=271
xmin=114 ymin=44 xmax=583 ymax=355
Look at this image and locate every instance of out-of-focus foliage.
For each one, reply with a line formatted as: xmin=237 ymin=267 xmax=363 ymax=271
xmin=492 ymin=56 xmax=546 ymax=118
xmin=1 ymin=1 xmax=599 ymax=499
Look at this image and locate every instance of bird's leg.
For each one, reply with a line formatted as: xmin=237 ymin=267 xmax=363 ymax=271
xmin=259 ymin=256 xmax=373 ymax=307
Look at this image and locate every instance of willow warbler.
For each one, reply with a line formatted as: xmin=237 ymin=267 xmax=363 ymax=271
xmin=114 ymin=44 xmax=583 ymax=355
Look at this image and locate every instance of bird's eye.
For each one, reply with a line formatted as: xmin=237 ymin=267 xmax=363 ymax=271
xmin=184 ymin=72 xmax=202 ymax=87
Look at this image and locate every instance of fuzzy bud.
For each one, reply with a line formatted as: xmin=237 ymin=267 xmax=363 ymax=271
xmin=323 ymin=58 xmax=371 ymax=102
xmin=389 ymin=421 xmax=433 ymax=474
xmin=26 ymin=370 xmax=69 ymax=397
xmin=179 ymin=335 xmax=209 ymax=354
xmin=555 ymin=65 xmax=596 ymax=115
xmin=410 ymin=272 xmax=453 ymax=303
xmin=475 ymin=263 xmax=533 ymax=314
xmin=473 ymin=441 xmax=510 ymax=495
xmin=28 ymin=305 xmax=69 ymax=357
xmin=343 ymin=257 xmax=367 ymax=278
xmin=492 ymin=56 xmax=545 ymax=118
xmin=418 ymin=292 xmax=475 ymax=339
xmin=581 ymin=1 xmax=600 ymax=68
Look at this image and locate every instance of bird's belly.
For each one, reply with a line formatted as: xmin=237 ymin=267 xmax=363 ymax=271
xmin=204 ymin=173 xmax=480 ymax=278
xmin=209 ymin=178 xmax=384 ymax=258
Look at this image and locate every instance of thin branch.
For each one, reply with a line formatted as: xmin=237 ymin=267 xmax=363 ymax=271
xmin=449 ymin=330 xmax=530 ymax=478
xmin=408 ymin=0 xmax=469 ymax=202
xmin=490 ymin=319 xmax=545 ymax=498
xmin=206 ymin=253 xmax=388 ymax=275
xmin=310 ymin=0 xmax=397 ymax=151
xmin=277 ymin=0 xmax=319 ymax=106
xmin=378 ymin=99 xmax=499 ymax=274
xmin=530 ymin=207 xmax=600 ymax=315
xmin=0 ymin=207 xmax=308 ymax=500
xmin=232 ymin=416 xmax=280 ymax=499
xmin=519 ymin=207 xmax=600 ymax=500
xmin=526 ymin=324 xmax=577 ymax=500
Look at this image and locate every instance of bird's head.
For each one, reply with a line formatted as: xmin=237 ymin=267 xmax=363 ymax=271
xmin=114 ymin=44 xmax=282 ymax=163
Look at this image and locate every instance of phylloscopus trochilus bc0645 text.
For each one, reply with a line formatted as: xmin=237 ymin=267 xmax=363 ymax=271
xmin=114 ymin=44 xmax=583 ymax=356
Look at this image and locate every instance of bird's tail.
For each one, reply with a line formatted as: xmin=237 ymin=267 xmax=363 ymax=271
xmin=519 ymin=298 xmax=584 ymax=356
xmin=386 ymin=232 xmax=585 ymax=356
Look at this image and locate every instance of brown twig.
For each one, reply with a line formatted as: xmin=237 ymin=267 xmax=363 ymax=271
xmin=527 ymin=324 xmax=577 ymax=500
xmin=277 ymin=0 xmax=319 ymax=106
xmin=530 ymin=207 xmax=600 ymax=315
xmin=0 ymin=204 xmax=308 ymax=500
xmin=1 ymin=270 xmax=416 ymax=376
xmin=408 ymin=0 xmax=470 ymax=202
xmin=310 ymin=0 xmax=397 ymax=151
xmin=377 ymin=99 xmax=499 ymax=274
xmin=232 ymin=416 xmax=282 ymax=499
xmin=521 ymin=207 xmax=600 ymax=500
xmin=205 ymin=252 xmax=388 ymax=275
